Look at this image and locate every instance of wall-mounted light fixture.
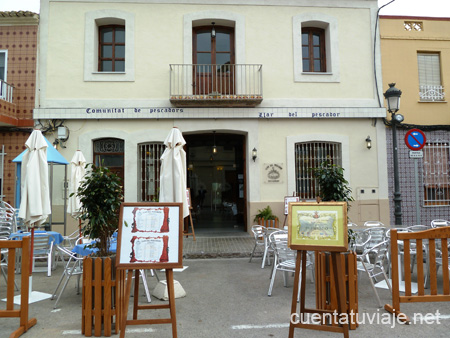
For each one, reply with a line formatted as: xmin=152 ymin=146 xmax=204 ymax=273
xmin=252 ymin=148 xmax=257 ymax=162
xmin=365 ymin=136 xmax=372 ymax=149
xmin=211 ymin=22 xmax=216 ymax=38
xmin=212 ymin=131 xmax=217 ymax=154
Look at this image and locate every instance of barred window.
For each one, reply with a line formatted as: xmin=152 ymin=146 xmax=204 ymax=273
xmin=139 ymin=142 xmax=164 ymax=202
xmin=295 ymin=142 xmax=342 ymax=199
xmin=93 ymin=138 xmax=124 ymax=189
xmin=423 ymin=142 xmax=450 ymax=206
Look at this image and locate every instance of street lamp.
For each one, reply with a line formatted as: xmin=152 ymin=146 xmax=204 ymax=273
xmin=384 ymin=83 xmax=404 ymax=225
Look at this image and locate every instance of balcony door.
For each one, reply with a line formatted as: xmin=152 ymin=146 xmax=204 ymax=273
xmin=193 ymin=25 xmax=235 ymax=95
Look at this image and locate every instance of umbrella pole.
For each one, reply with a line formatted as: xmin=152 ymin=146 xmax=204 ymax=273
xmin=29 ymin=227 xmax=34 ymax=276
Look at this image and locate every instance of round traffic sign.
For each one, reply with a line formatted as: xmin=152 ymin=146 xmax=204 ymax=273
xmin=405 ymin=129 xmax=426 ymax=151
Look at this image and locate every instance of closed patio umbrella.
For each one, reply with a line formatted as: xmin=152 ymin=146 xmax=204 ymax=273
xmin=67 ymin=150 xmax=86 ymax=236
xmin=159 ymin=127 xmax=189 ymax=218
xmin=17 ymin=129 xmax=52 ymax=303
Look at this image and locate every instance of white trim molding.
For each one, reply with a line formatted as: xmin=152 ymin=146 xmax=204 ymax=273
xmin=84 ymin=9 xmax=135 ymax=82
xmin=286 ymin=133 xmax=350 ymax=195
xmin=293 ymin=12 xmax=340 ymax=83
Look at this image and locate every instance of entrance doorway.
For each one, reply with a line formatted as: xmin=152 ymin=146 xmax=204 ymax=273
xmin=184 ymin=132 xmax=246 ymax=234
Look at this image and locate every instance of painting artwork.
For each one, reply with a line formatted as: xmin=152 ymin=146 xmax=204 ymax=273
xmin=288 ymin=202 xmax=347 ymax=252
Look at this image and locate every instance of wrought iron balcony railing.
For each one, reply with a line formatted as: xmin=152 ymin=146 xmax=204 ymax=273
xmin=170 ymin=64 xmax=263 ymax=107
xmin=0 ymin=80 xmax=14 ymax=103
xmin=419 ymin=85 xmax=445 ymax=102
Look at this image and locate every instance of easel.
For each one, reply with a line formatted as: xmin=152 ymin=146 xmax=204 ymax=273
xmin=283 ymin=193 xmax=300 ymax=228
xmin=115 ymin=202 xmax=184 ymax=338
xmin=184 ymin=208 xmax=196 ymax=241
xmin=183 ymin=189 xmax=195 ymax=240
xmin=287 ymin=201 xmax=349 ymax=338
xmin=118 ymin=268 xmax=178 ymax=338
xmin=289 ymin=250 xmax=349 ymax=338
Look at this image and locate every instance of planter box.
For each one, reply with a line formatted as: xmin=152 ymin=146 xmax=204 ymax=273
xmin=82 ymin=257 xmax=121 ymax=337
xmin=315 ymin=251 xmax=358 ymax=330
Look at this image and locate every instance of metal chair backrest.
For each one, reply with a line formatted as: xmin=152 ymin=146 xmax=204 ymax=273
xmin=251 ymin=225 xmax=265 ymax=242
xmin=364 ymin=221 xmax=385 ymax=227
xmin=431 ymin=219 xmax=450 ymax=228
xmin=407 ymin=225 xmax=430 ymax=232
xmin=33 ymin=234 xmax=52 ymax=253
xmin=366 ymin=227 xmax=387 ymax=248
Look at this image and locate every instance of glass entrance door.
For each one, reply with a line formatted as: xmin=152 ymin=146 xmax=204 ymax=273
xmin=193 ymin=26 xmax=235 ymax=95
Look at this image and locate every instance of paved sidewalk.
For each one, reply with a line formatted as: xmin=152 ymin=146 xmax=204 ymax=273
xmin=183 ymin=235 xmax=256 ymax=258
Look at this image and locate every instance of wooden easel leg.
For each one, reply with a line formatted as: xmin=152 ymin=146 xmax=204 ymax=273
xmin=189 ymin=211 xmax=196 ymax=241
xmin=331 ymin=253 xmax=349 ymax=338
xmin=166 ymin=269 xmax=178 ymax=338
xmin=289 ymin=252 xmax=302 ymax=338
xmin=119 ymin=270 xmax=133 ymax=338
xmin=133 ymin=270 xmax=140 ymax=320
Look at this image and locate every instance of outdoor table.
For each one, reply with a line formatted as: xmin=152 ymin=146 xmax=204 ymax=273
xmin=72 ymin=240 xmax=117 ymax=256
xmin=9 ymin=230 xmax=64 ymax=274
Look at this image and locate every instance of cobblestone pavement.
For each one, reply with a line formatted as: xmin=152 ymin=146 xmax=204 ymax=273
xmin=182 ymin=235 xmax=258 ymax=259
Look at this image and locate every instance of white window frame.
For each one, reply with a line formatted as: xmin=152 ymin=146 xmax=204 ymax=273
xmin=293 ymin=13 xmax=340 ymax=83
xmin=84 ymin=9 xmax=135 ymax=82
xmin=0 ymin=50 xmax=7 ymax=82
xmin=287 ymin=134 xmax=350 ymax=196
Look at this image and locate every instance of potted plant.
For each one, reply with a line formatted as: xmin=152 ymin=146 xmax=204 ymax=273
xmin=311 ymin=159 xmax=359 ymax=330
xmin=253 ymin=205 xmax=279 ymax=228
xmin=74 ymin=163 xmax=123 ymax=337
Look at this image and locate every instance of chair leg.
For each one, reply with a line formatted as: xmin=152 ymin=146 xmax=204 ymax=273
xmin=249 ymin=243 xmax=257 ymax=262
xmin=363 ymin=265 xmax=383 ymax=308
xmin=140 ymin=270 xmax=151 ymax=303
xmin=262 ymin=245 xmax=268 ymax=268
xmin=268 ymin=266 xmax=278 ymax=296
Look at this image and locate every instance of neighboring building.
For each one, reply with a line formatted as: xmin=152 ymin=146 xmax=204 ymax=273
xmin=36 ymin=0 xmax=389 ymax=235
xmin=380 ymin=16 xmax=450 ymax=225
xmin=0 ymin=11 xmax=38 ymax=205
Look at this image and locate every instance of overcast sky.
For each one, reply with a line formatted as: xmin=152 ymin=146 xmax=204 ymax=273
xmin=0 ymin=0 xmax=449 ymax=17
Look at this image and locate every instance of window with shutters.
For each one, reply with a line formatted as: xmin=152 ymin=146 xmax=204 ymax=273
xmin=418 ymin=53 xmax=444 ymax=102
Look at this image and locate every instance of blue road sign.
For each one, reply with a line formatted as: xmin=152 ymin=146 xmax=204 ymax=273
xmin=404 ymin=129 xmax=426 ymax=151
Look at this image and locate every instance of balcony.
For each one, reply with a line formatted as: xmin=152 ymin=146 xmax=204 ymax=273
xmin=419 ymin=85 xmax=445 ymax=102
xmin=170 ymin=64 xmax=263 ymax=108
xmin=0 ymin=80 xmax=14 ymax=103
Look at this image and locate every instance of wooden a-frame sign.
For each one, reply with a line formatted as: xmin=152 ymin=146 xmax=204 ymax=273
xmin=116 ymin=202 xmax=183 ymax=338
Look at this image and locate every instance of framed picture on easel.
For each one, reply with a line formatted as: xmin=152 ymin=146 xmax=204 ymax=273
xmin=116 ymin=202 xmax=183 ymax=269
xmin=288 ymin=201 xmax=348 ymax=252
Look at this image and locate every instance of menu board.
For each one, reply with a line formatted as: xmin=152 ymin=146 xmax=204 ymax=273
xmin=116 ymin=202 xmax=183 ymax=269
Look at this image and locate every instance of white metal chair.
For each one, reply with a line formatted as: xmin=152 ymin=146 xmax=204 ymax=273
xmin=249 ymin=225 xmax=265 ymax=264
xmin=51 ymin=243 xmax=84 ymax=308
xmin=32 ymin=233 xmax=55 ymax=276
xmin=431 ymin=219 xmax=450 ymax=228
xmin=364 ymin=221 xmax=385 ymax=227
xmin=356 ymin=240 xmax=391 ymax=307
xmin=261 ymin=227 xmax=279 ymax=268
xmin=0 ymin=237 xmax=19 ymax=290
xmin=267 ymin=231 xmax=313 ymax=297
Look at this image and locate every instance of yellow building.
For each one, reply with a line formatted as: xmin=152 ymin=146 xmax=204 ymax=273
xmin=380 ymin=16 xmax=450 ymax=224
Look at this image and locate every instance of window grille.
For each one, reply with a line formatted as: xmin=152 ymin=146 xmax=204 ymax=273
xmin=423 ymin=141 xmax=450 ymax=206
xmin=418 ymin=53 xmax=445 ymax=101
xmin=295 ymin=142 xmax=342 ymax=199
xmin=139 ymin=142 xmax=164 ymax=202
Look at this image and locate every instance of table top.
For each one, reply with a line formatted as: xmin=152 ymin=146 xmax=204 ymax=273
xmin=72 ymin=240 xmax=117 ymax=256
xmin=9 ymin=230 xmax=64 ymax=244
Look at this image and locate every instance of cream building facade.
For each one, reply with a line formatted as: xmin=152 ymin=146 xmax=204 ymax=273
xmin=36 ymin=0 xmax=389 ymax=235
xmin=380 ymin=16 xmax=450 ymax=225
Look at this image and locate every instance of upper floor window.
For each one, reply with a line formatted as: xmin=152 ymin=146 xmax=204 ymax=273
xmin=0 ymin=51 xmax=6 ymax=81
xmin=98 ymin=25 xmax=125 ymax=72
xmin=418 ymin=53 xmax=444 ymax=102
xmin=302 ymin=28 xmax=326 ymax=72
xmin=293 ymin=13 xmax=340 ymax=83
xmin=423 ymin=141 xmax=450 ymax=206
xmin=295 ymin=141 xmax=342 ymax=199
xmin=84 ymin=10 xmax=135 ymax=82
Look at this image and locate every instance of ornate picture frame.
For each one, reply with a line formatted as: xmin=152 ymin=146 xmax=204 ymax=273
xmin=288 ymin=201 xmax=348 ymax=252
xmin=116 ymin=202 xmax=183 ymax=269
